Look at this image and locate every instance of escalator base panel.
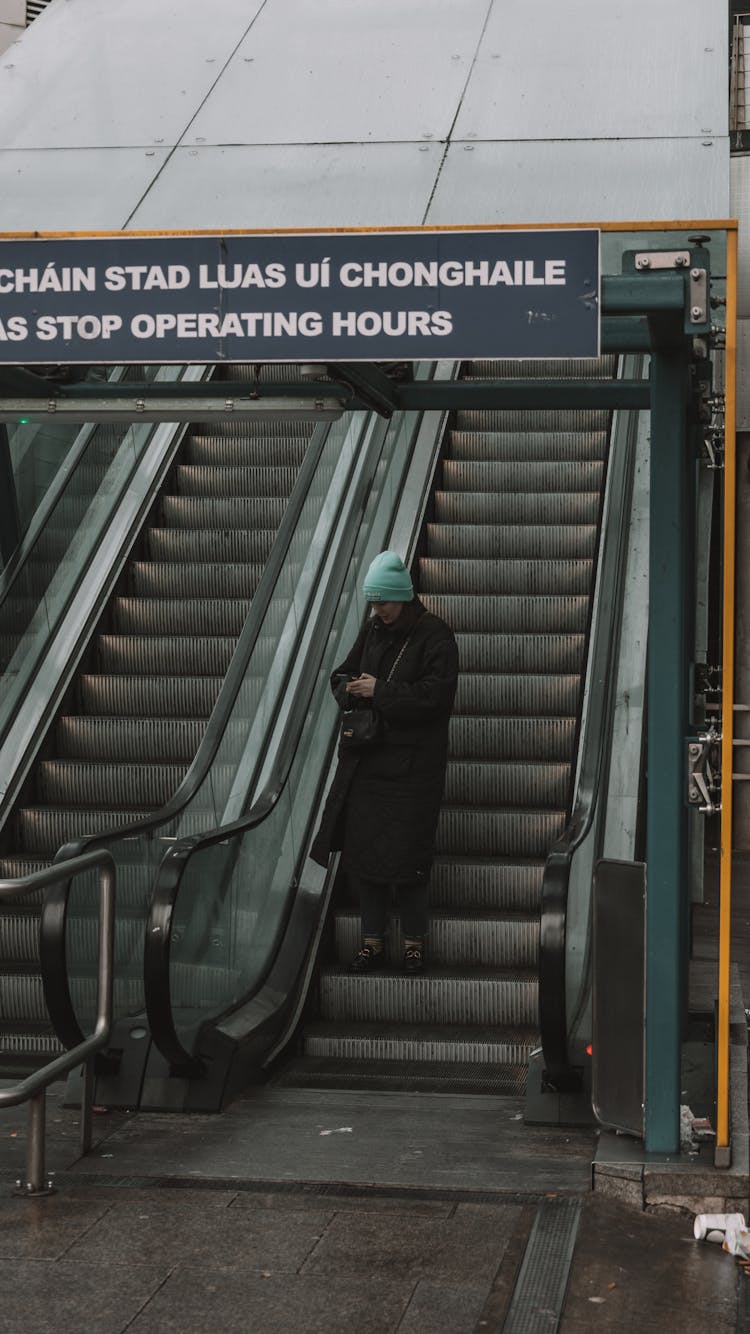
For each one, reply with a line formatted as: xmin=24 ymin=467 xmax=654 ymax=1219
xmin=274 ymin=1057 xmax=528 ymax=1096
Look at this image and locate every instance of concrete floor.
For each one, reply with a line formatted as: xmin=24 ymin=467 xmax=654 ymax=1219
xmin=0 ymin=847 xmax=748 ymax=1330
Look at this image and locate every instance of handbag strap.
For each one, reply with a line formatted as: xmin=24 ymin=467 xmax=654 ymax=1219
xmin=386 ymin=633 xmax=412 ymax=683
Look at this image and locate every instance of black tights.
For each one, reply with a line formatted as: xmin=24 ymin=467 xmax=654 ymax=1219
xmin=354 ymin=874 xmax=429 ymax=940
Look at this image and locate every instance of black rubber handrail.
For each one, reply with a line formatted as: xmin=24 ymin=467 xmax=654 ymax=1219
xmin=143 ymin=407 xmax=414 ymax=1070
xmin=539 ymin=360 xmax=644 ymax=1089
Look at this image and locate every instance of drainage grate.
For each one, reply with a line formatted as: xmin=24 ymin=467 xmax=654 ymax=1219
xmin=502 ymin=1196 xmax=582 ymax=1333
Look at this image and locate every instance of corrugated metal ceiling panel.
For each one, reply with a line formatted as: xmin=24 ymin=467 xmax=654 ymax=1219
xmin=188 ymin=0 xmax=489 ymax=146
xmin=129 ymin=143 xmax=444 ymax=231
xmin=0 ymin=146 xmax=171 ymax=228
xmin=0 ymin=0 xmax=264 ymax=149
xmin=427 ymin=137 xmax=729 ymax=227
xmin=457 ymin=0 xmax=727 ymax=141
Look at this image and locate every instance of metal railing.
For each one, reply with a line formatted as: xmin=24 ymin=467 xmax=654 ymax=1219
xmin=0 ymin=849 xmax=115 ymax=1196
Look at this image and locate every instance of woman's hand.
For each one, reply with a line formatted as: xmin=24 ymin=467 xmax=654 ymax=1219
xmin=347 ymin=673 xmax=376 ymax=699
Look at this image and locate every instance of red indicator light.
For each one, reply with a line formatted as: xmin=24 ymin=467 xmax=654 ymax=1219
xmin=586 ymin=1044 xmax=593 ymax=1057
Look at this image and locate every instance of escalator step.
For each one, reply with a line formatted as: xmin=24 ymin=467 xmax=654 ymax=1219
xmin=319 ymin=967 xmax=538 ymax=1026
xmin=273 ymin=1057 xmax=529 ymax=1096
xmin=441 ymin=459 xmax=604 ymax=494
xmin=0 ymin=971 xmax=48 ymax=1022
xmin=334 ymin=911 xmax=539 ymax=968
xmin=443 ymin=760 xmax=570 ymax=809
xmin=185 ymin=435 xmax=308 ymax=467
xmin=447 ymin=429 xmax=607 ymax=462
xmin=159 ymin=495 xmax=288 ymax=528
xmin=146 ymin=527 xmax=276 ymax=563
xmin=448 ymin=716 xmax=576 ymax=761
xmin=36 ymin=760 xmax=188 ymax=808
xmin=174 ymin=464 xmax=298 ymax=497
xmin=422 ymin=594 xmax=587 ymax=634
xmin=427 ymin=523 xmax=597 ymax=560
xmin=301 ymin=1020 xmax=538 ymax=1067
xmin=78 ymin=675 xmax=223 ymax=717
xmin=14 ymin=807 xmax=156 ymax=852
xmin=0 ymin=911 xmax=41 ymax=963
xmin=112 ymin=597 xmax=250 ymax=636
xmin=465 ymin=357 xmax=616 ymax=379
xmin=420 ymin=557 xmax=593 ymax=596
xmin=454 ymin=633 xmax=584 ymax=674
xmin=429 ymin=859 xmax=545 ymax=912
xmin=454 ymin=674 xmax=580 ymax=716
xmin=436 ymin=807 xmax=566 ymax=858
xmin=0 ymin=1025 xmax=62 ymax=1061
xmin=432 ymin=490 xmax=599 ymax=525
xmin=129 ymin=561 xmax=262 ymax=599
xmin=56 ymin=715 xmax=206 ymax=761
xmin=94 ymin=635 xmax=236 ymax=677
xmin=454 ymin=408 xmax=608 ymax=431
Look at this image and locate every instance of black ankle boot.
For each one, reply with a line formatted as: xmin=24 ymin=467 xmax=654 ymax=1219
xmin=350 ymin=943 xmax=385 ymax=974
xmin=403 ymin=940 xmax=425 ymax=975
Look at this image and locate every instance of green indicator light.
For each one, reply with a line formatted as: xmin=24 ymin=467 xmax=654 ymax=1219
xmin=18 ymin=417 xmax=30 ymax=424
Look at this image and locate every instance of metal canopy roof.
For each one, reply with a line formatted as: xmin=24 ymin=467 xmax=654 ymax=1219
xmin=0 ymin=0 xmax=730 ymax=233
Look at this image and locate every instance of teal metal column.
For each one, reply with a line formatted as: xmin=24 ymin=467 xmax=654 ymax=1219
xmin=645 ymin=335 xmax=690 ymax=1153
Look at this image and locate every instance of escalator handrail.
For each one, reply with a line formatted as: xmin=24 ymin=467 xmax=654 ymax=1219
xmin=539 ymin=357 xmax=645 ymax=1087
xmin=43 ymin=410 xmax=375 ymax=1049
xmin=143 ymin=400 xmax=431 ymax=1069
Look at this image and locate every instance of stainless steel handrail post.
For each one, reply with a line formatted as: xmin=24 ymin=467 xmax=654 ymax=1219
xmin=80 ymin=1056 xmax=95 ymax=1157
xmin=18 ymin=1090 xmax=53 ymax=1198
xmin=0 ymin=849 xmax=116 ymax=1197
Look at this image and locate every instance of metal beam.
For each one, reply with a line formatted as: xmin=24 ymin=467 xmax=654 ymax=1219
xmin=601 ymin=273 xmax=686 ymax=315
xmin=644 ymin=326 xmax=691 ymax=1154
xmin=0 ymin=396 xmax=347 ymax=424
xmin=394 ymin=380 xmax=650 ymax=411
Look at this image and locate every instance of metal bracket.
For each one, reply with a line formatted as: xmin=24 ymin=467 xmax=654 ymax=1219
xmin=701 ymin=425 xmax=725 ymax=469
xmin=633 ymin=249 xmax=709 ymax=333
xmin=634 ymin=250 xmax=690 ymax=271
xmin=688 ymin=267 xmax=708 ymax=324
xmin=686 ymin=724 xmax=722 ymax=813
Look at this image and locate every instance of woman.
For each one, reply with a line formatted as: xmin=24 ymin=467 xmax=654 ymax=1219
xmin=311 ymin=551 xmax=458 ymax=974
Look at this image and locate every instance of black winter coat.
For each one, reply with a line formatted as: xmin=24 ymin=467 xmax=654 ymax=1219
xmin=310 ymin=598 xmax=458 ymax=883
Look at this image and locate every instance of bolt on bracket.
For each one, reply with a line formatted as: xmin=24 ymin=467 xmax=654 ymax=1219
xmin=686 ymin=724 xmax=722 ymax=813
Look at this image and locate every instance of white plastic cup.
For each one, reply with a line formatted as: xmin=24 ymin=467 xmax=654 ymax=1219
xmin=694 ymin=1212 xmax=746 ymax=1240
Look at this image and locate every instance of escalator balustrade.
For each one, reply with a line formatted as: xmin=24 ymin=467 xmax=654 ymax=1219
xmin=0 ymin=398 xmax=313 ymax=1072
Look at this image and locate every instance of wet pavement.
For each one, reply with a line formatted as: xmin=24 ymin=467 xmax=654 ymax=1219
xmin=0 ymin=848 xmax=748 ymax=1330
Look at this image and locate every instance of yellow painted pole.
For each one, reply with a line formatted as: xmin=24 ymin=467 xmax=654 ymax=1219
xmin=716 ymin=225 xmax=738 ymax=1164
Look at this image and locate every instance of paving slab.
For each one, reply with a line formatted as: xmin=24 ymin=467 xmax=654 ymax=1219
xmin=299 ymin=1205 xmax=520 ymax=1284
xmin=127 ymin=1270 xmax=414 ymax=1334
xmin=0 ymin=1259 xmax=165 ymax=1334
xmin=559 ymin=1195 xmax=738 ymax=1333
xmin=65 ymin=1195 xmax=333 ymax=1273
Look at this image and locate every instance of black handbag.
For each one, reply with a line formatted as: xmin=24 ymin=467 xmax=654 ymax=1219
xmin=339 ymin=633 xmax=412 ymax=752
xmin=340 ymin=708 xmax=381 ymax=750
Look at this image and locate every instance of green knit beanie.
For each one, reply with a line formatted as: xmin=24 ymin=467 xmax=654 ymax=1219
xmin=363 ymin=551 xmax=413 ymax=602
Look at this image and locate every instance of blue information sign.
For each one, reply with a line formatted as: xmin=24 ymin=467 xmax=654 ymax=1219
xmin=0 ymin=228 xmax=599 ymax=364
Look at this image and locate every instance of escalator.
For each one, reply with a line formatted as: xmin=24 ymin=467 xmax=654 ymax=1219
xmin=279 ymin=357 xmax=614 ymax=1093
xmin=0 ymin=368 xmax=316 ymax=1071
xmin=134 ymin=355 xmax=639 ymax=1111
